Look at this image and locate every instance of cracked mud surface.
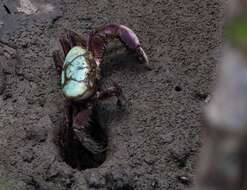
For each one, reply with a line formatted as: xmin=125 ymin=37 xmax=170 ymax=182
xmin=0 ymin=0 xmax=223 ymax=189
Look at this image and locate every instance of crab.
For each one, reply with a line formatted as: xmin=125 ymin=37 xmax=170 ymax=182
xmin=52 ymin=24 xmax=149 ymax=168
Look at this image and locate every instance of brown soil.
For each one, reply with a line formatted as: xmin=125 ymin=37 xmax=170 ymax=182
xmin=0 ymin=0 xmax=223 ymax=189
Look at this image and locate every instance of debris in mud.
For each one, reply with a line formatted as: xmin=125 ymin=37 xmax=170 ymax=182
xmin=17 ymin=0 xmax=38 ymax=15
xmin=16 ymin=0 xmax=57 ymax=15
xmin=3 ymin=5 xmax=11 ymax=14
xmin=194 ymin=91 xmax=210 ymax=102
xmin=177 ymin=175 xmax=192 ymax=185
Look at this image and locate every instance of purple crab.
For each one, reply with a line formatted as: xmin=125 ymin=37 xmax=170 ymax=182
xmin=53 ymin=24 xmax=149 ymax=168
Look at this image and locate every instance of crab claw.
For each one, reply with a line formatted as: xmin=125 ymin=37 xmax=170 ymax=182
xmin=88 ymin=24 xmax=150 ymax=69
xmin=117 ymin=25 xmax=149 ymax=67
xmin=136 ymin=46 xmax=149 ymax=69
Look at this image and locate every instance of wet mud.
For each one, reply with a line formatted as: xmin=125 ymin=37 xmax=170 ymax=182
xmin=0 ymin=0 xmax=223 ymax=189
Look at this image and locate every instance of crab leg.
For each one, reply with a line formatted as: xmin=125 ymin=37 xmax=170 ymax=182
xmin=59 ymin=31 xmax=87 ymax=56
xmin=96 ymin=82 xmax=126 ymax=107
xmin=53 ymin=50 xmax=64 ymax=76
xmin=66 ymin=30 xmax=87 ymax=48
xmin=59 ymin=37 xmax=71 ymax=56
xmin=58 ymin=101 xmax=73 ymax=155
xmin=53 ymin=34 xmax=73 ymax=77
xmin=71 ymin=83 xmax=125 ymax=154
xmin=67 ymin=82 xmax=124 ymax=154
xmin=73 ymin=108 xmax=105 ymax=154
xmin=88 ymin=24 xmax=150 ymax=69
xmin=61 ymin=100 xmax=105 ymax=155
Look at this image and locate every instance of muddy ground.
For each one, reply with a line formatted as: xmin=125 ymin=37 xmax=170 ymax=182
xmin=0 ymin=0 xmax=223 ymax=189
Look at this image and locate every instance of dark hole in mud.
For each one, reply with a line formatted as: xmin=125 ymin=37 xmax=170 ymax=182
xmin=3 ymin=5 xmax=11 ymax=14
xmin=194 ymin=92 xmax=208 ymax=101
xmin=175 ymin=86 xmax=182 ymax=92
xmin=58 ymin=108 xmax=107 ymax=170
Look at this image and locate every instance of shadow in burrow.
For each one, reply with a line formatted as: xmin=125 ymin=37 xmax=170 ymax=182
xmin=53 ymin=92 xmax=130 ymax=170
xmin=55 ymin=105 xmax=108 ymax=170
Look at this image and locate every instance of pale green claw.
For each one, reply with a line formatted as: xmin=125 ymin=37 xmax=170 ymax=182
xmin=61 ymin=46 xmax=90 ymax=99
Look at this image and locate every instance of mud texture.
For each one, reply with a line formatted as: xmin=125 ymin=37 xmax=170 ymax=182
xmin=0 ymin=0 xmax=223 ymax=189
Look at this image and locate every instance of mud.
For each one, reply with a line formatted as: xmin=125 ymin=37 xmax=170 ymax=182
xmin=0 ymin=0 xmax=223 ymax=189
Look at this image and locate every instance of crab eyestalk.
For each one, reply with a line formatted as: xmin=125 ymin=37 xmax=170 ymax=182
xmin=88 ymin=24 xmax=150 ymax=69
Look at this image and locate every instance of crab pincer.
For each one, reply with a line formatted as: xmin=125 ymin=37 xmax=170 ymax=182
xmin=88 ymin=24 xmax=150 ymax=69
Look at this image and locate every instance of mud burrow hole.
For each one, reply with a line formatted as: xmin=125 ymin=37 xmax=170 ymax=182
xmin=174 ymin=86 xmax=182 ymax=92
xmin=57 ymin=107 xmax=108 ymax=170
